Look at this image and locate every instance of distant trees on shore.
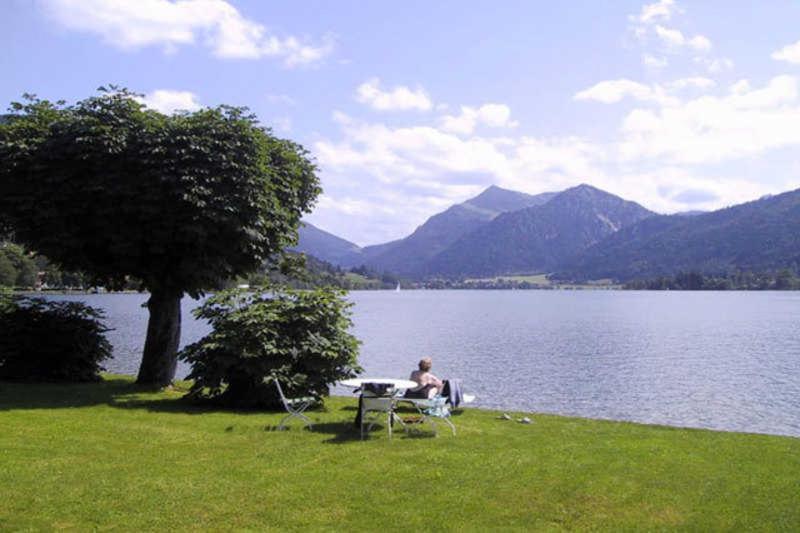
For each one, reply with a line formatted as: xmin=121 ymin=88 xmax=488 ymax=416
xmin=623 ymin=270 xmax=800 ymax=291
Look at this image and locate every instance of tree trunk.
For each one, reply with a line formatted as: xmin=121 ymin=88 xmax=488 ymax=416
xmin=136 ymin=287 xmax=182 ymax=386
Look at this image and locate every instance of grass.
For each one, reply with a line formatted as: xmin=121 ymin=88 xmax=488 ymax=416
xmin=1 ymin=376 xmax=799 ymax=531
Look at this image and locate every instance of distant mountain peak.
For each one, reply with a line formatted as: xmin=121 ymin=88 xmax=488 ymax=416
xmin=423 ymin=184 xmax=655 ymax=278
xmin=561 ymin=183 xmax=607 ymax=196
xmin=467 ymin=184 xmax=557 ymax=213
xmin=292 ymin=222 xmax=364 ymax=267
xmin=359 ymin=185 xmax=558 ymax=276
xmin=550 ymin=184 xmax=653 ymax=214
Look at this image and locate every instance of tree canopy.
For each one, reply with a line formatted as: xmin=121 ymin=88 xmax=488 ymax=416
xmin=0 ymin=88 xmax=321 ymax=385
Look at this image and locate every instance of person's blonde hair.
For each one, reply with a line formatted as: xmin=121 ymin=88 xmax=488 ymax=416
xmin=418 ymin=357 xmax=432 ymax=371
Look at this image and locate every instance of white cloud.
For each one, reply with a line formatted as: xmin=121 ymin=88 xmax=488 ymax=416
xmin=632 ymin=0 xmax=677 ymax=24
xmin=643 ymin=54 xmax=668 ymax=68
xmin=688 ymin=34 xmax=712 ymax=52
xmin=619 ymin=76 xmax=800 ymax=164
xmin=772 ymin=40 xmax=800 ymax=64
xmin=317 ymin=114 xmax=514 ymax=179
xmin=574 ymin=79 xmax=677 ymax=106
xmin=694 ymin=56 xmax=734 ymax=73
xmin=355 ymin=78 xmax=433 ymax=111
xmin=630 ymin=2 xmax=726 ymax=73
xmin=654 ymin=25 xmax=711 ymax=52
xmin=729 ymin=79 xmax=751 ymax=95
xmin=654 ymin=25 xmax=684 ymax=47
xmin=440 ymin=104 xmax=518 ymax=134
xmin=136 ymin=89 xmax=201 ymax=114
xmin=39 ymin=0 xmax=334 ymax=67
xmin=669 ymin=77 xmax=716 ymax=90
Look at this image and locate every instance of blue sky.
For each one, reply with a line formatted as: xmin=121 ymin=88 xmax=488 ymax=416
xmin=3 ymin=0 xmax=800 ymax=245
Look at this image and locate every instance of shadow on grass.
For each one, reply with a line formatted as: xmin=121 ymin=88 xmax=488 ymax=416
xmin=0 ymin=379 xmax=450 ymax=442
xmin=305 ymin=418 xmax=439 ymax=444
xmin=307 ymin=421 xmax=363 ymax=444
xmin=0 ymin=377 xmax=326 ymax=418
xmin=0 ymin=376 xmax=151 ymax=410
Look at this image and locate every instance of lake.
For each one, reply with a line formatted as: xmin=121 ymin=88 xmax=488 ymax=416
xmin=41 ymin=291 xmax=800 ymax=437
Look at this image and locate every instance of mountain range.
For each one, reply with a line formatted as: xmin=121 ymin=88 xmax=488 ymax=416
xmin=295 ymin=183 xmax=800 ymax=282
xmin=423 ymin=185 xmax=653 ymax=277
xmin=359 ymin=185 xmax=557 ymax=276
xmin=295 ymin=185 xmax=555 ymax=272
xmin=294 ymin=223 xmax=364 ymax=267
xmin=553 ymin=187 xmax=800 ymax=281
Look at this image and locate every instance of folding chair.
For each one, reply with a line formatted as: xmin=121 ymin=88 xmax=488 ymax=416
xmin=271 ymin=378 xmax=315 ymax=430
xmin=359 ymin=383 xmax=404 ymax=440
xmin=402 ymin=396 xmax=456 ymax=436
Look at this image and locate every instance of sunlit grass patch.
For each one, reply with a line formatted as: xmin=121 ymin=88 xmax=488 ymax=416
xmin=1 ymin=375 xmax=798 ymax=530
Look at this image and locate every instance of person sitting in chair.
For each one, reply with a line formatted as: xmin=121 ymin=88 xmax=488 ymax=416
xmin=406 ymin=357 xmax=444 ymax=399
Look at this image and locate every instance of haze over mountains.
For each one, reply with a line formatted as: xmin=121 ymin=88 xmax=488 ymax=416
xmin=296 ymin=184 xmax=800 ymax=282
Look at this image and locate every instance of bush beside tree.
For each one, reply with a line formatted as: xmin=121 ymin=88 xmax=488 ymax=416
xmin=0 ymin=295 xmax=112 ymax=382
xmin=180 ymin=287 xmax=361 ymax=408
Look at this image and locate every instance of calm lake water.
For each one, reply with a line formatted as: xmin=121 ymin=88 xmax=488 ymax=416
xmin=43 ymin=291 xmax=800 ymax=437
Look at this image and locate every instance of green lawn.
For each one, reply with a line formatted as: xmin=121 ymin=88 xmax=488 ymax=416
xmin=1 ymin=376 xmax=798 ymax=531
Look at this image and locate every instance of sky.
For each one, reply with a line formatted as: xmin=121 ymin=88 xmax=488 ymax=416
xmin=3 ymin=0 xmax=800 ymax=245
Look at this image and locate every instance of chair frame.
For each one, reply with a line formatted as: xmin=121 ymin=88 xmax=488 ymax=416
xmin=271 ymin=378 xmax=315 ymax=430
xmin=360 ymin=388 xmax=405 ymax=440
xmin=399 ymin=396 xmax=456 ymax=436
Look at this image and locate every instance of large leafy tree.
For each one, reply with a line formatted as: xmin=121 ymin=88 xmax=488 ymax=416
xmin=0 ymin=88 xmax=320 ymax=386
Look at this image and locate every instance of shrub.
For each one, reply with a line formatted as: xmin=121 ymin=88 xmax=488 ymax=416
xmin=180 ymin=287 xmax=361 ymax=408
xmin=0 ymin=296 xmax=113 ymax=382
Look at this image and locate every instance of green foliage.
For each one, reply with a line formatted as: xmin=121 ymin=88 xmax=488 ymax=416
xmin=0 ymin=252 xmax=15 ymax=287
xmin=0 ymin=296 xmax=112 ymax=381
xmin=180 ymin=287 xmax=361 ymax=408
xmin=0 ymin=88 xmax=320 ymax=296
xmin=0 ymin=242 xmax=38 ymax=288
xmin=0 ymin=286 xmax=13 ymax=313
xmin=0 ymin=87 xmax=321 ymax=383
